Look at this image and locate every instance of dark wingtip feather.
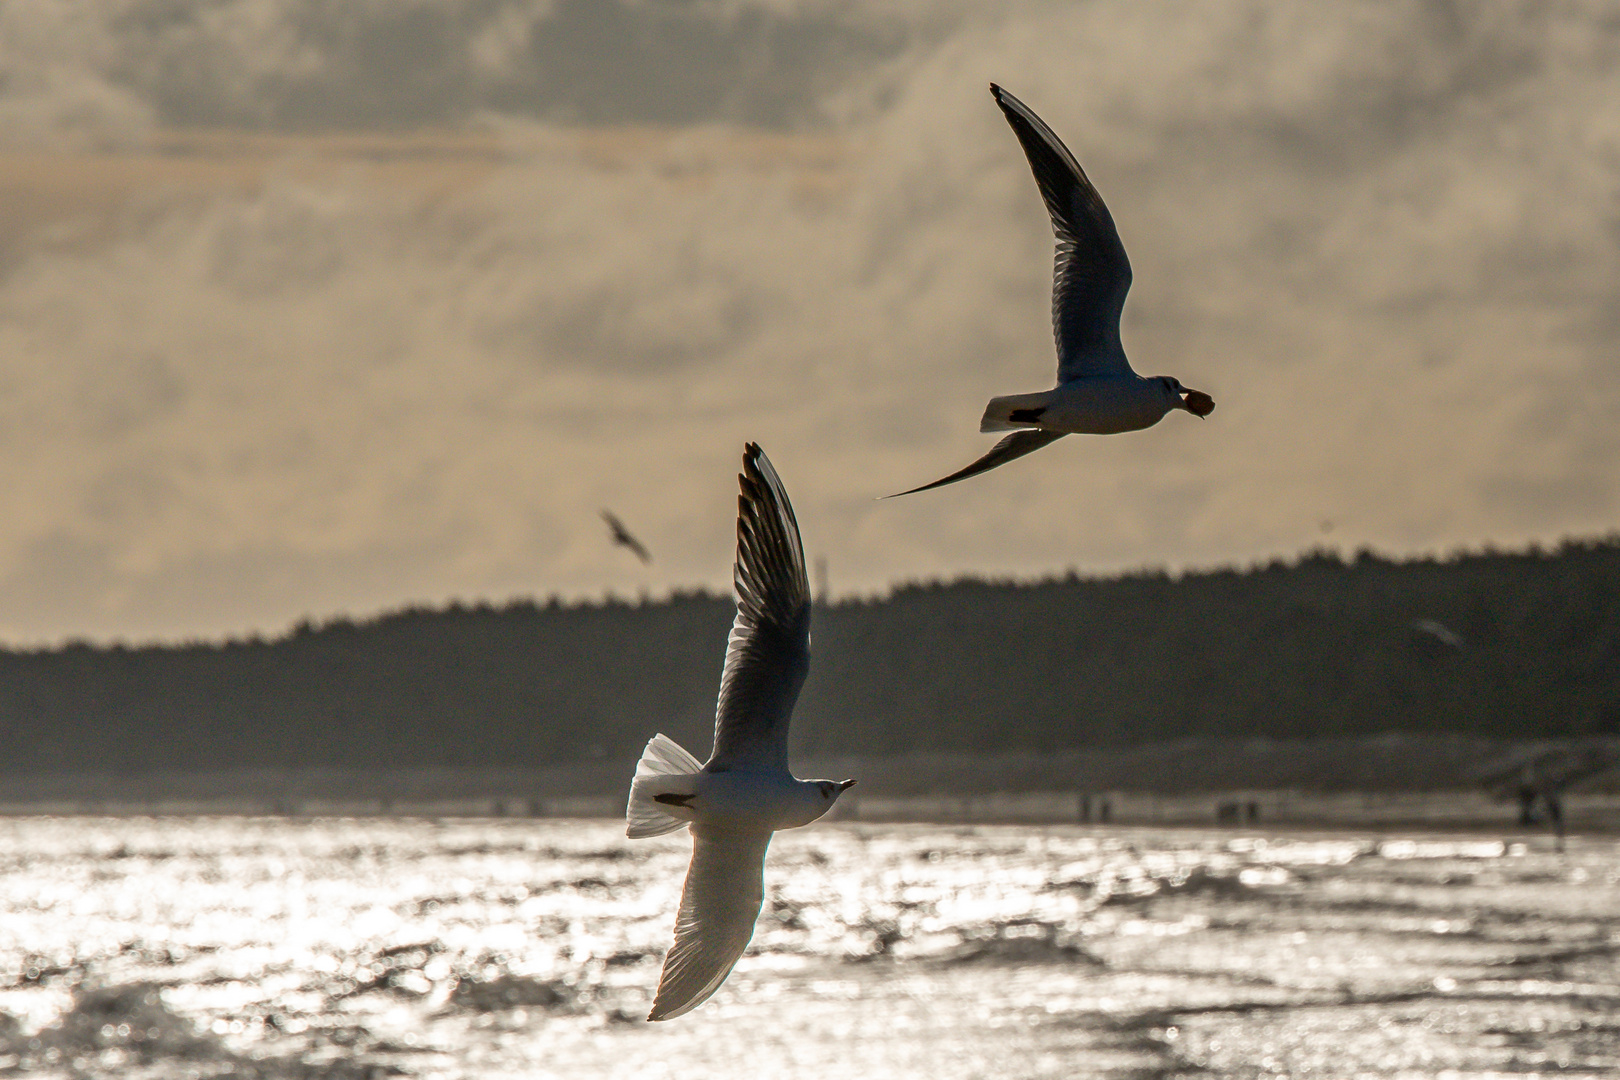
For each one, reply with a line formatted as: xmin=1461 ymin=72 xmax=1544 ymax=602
xmin=884 ymin=429 xmax=1067 ymax=498
xmin=733 ymin=443 xmax=809 ymax=628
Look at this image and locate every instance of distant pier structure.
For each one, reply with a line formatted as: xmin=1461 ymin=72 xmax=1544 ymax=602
xmin=1478 ymin=741 xmax=1619 ymax=851
xmin=1214 ymin=800 xmax=1262 ymax=825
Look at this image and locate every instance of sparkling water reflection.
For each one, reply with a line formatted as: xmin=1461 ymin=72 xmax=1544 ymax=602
xmin=0 ymin=817 xmax=1615 ymax=1078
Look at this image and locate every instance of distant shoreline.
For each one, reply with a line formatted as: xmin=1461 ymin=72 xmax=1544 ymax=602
xmin=6 ymin=540 xmax=1620 ymax=779
xmin=0 ymin=792 xmax=1614 ymax=834
xmin=2 ymin=734 xmax=1612 ymax=831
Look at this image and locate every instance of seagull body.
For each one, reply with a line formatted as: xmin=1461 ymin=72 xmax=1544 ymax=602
xmin=626 ymin=444 xmax=854 ymax=1021
xmin=892 ymin=83 xmax=1213 ymax=498
xmin=647 ymin=767 xmax=841 ymax=832
xmin=983 ymin=378 xmax=1187 ymax=437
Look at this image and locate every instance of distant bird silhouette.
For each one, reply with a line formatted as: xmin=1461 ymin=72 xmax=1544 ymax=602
xmin=891 ymin=84 xmax=1213 ymax=497
xmin=626 ymin=444 xmax=855 ymax=1020
xmin=601 ymin=510 xmax=652 ymax=564
xmin=1411 ymin=619 xmax=1464 ymax=649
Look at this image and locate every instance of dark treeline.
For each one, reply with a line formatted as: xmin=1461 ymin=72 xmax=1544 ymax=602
xmin=3 ymin=539 xmax=1619 ymax=775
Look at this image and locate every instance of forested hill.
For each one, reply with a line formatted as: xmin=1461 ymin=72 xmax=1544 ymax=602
xmin=3 ymin=539 xmax=1618 ymax=775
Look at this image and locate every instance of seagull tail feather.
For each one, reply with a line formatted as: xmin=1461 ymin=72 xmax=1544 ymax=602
xmin=626 ymin=733 xmax=704 ymax=839
xmin=980 ymin=391 xmax=1052 ymax=433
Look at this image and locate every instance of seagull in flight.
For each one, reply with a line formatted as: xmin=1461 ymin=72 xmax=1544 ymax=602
xmin=601 ymin=509 xmax=652 ymax=564
xmin=626 ymin=443 xmax=855 ymax=1021
xmin=891 ymin=83 xmax=1215 ymax=497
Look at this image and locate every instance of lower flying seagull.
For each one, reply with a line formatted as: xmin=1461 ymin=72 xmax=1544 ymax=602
xmin=626 ymin=443 xmax=855 ymax=1021
xmin=891 ymin=84 xmax=1214 ymax=497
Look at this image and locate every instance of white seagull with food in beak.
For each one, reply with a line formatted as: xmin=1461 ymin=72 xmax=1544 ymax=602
xmin=891 ymin=83 xmax=1215 ymax=497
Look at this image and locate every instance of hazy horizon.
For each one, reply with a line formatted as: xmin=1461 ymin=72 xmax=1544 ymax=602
xmin=3 ymin=1 xmax=1618 ymax=643
xmin=12 ymin=529 xmax=1614 ymax=651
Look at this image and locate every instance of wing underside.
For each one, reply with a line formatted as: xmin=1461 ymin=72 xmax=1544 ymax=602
xmin=707 ymin=444 xmax=811 ymax=771
xmin=886 ymin=429 xmax=1067 ymax=497
xmin=647 ymin=826 xmax=772 ymax=1021
xmin=991 ymin=84 xmax=1133 ymax=381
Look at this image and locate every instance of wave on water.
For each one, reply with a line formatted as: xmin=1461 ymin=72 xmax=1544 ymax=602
xmin=0 ymin=817 xmax=1614 ymax=1078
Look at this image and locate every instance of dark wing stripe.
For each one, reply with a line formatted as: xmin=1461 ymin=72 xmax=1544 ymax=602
xmin=885 ymin=429 xmax=1067 ymax=497
xmin=990 ymin=84 xmax=1132 ymax=379
xmin=707 ymin=444 xmax=811 ymax=770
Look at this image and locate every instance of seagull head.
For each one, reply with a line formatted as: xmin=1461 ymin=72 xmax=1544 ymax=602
xmin=814 ymin=778 xmax=858 ymax=805
xmin=1158 ymin=376 xmax=1216 ymax=418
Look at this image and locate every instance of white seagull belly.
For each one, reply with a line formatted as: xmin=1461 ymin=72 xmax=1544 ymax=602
xmin=1042 ymin=378 xmax=1171 ymax=434
xmin=694 ymin=769 xmax=828 ymax=832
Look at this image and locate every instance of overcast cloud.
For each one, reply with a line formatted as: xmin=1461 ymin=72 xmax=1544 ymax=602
xmin=0 ymin=0 xmax=1617 ymax=642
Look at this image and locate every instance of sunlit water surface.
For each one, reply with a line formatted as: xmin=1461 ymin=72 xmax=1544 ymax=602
xmin=0 ymin=817 xmax=1615 ymax=1079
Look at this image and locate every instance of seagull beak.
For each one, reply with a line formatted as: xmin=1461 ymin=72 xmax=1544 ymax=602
xmin=1181 ymin=389 xmax=1215 ymax=418
xmin=838 ymin=779 xmax=858 ymax=791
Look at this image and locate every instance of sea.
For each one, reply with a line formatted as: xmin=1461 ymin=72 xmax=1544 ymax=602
xmin=0 ymin=816 xmax=1614 ymax=1079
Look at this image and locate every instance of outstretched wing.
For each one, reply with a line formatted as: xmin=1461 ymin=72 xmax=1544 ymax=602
xmin=647 ymin=825 xmax=772 ymax=1021
xmin=707 ymin=443 xmax=811 ymax=771
xmin=991 ymin=84 xmax=1132 ymax=381
xmin=885 ymin=430 xmax=1067 ymax=497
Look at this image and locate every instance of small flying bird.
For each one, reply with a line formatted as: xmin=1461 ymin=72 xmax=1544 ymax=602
xmin=626 ymin=443 xmax=856 ymax=1021
xmin=1411 ymin=618 xmax=1464 ymax=649
xmin=601 ymin=509 xmax=652 ymax=564
xmin=891 ymin=84 xmax=1215 ymax=497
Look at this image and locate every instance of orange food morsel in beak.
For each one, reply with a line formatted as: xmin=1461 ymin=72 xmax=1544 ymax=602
xmin=1183 ymin=390 xmax=1215 ymax=417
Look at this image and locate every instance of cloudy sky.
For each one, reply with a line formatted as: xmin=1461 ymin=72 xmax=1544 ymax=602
xmin=0 ymin=0 xmax=1617 ymax=643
